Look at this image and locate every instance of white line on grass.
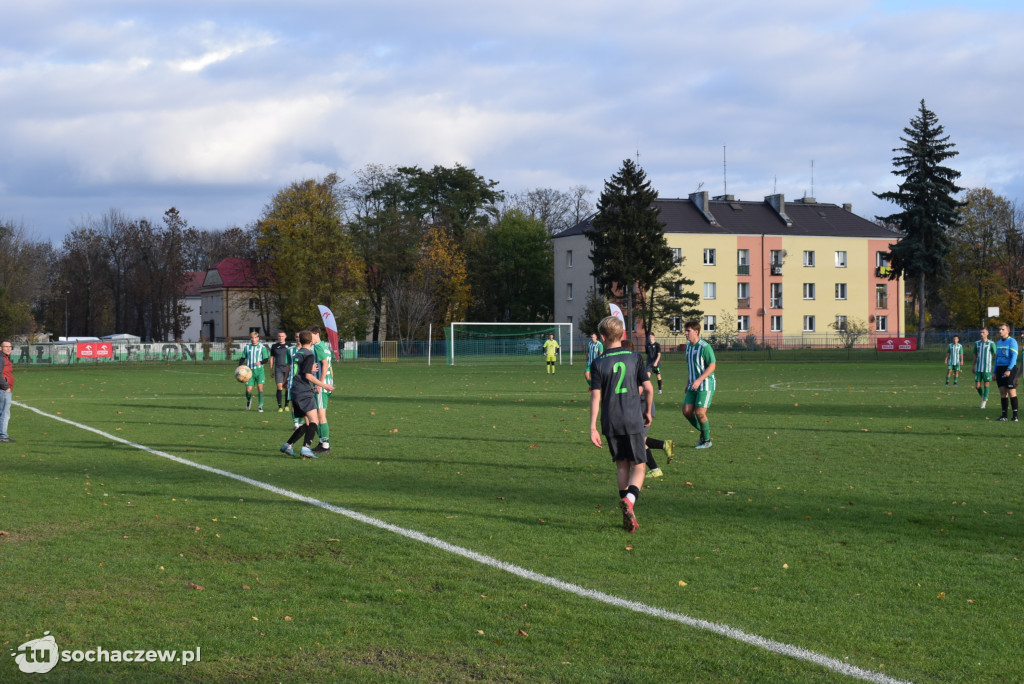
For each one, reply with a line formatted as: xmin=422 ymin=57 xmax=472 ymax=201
xmin=16 ymin=400 xmax=912 ymax=684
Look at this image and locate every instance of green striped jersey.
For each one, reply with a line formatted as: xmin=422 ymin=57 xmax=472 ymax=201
xmin=685 ymin=339 xmax=716 ymax=391
xmin=946 ymin=343 xmax=963 ymax=365
xmin=974 ymin=339 xmax=996 ymax=373
xmin=240 ymin=342 xmax=269 ymax=368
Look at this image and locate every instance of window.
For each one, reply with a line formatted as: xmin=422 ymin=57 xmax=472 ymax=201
xmin=771 ymin=315 xmax=783 ymax=332
xmin=803 ymin=315 xmax=816 ymax=332
xmin=737 ymin=249 xmax=750 ymax=275
xmin=770 ymin=283 xmax=783 ymax=309
xmin=671 ymin=247 xmax=682 ymax=264
xmin=803 ymin=250 xmax=815 ymax=267
xmin=835 ymin=315 xmax=848 ymax=332
xmin=737 ymin=282 xmax=750 ymax=308
xmin=667 ymin=281 xmax=682 ymax=299
xmin=835 ymin=283 xmax=847 ymax=300
xmin=876 ymin=251 xmax=892 ymax=277
xmin=770 ymin=250 xmax=783 ymax=266
xmin=704 ymin=282 xmax=717 ymax=300
xmin=566 ymin=282 xmax=573 ymax=300
xmin=835 ymin=251 xmax=848 ymax=268
xmin=703 ymin=248 xmax=717 ymax=266
xmin=737 ymin=315 xmax=750 ymax=332
xmin=703 ymin=315 xmax=717 ymax=332
xmin=876 ymin=315 xmax=888 ymax=332
xmin=803 ymin=283 xmax=816 ymax=300
xmin=669 ymin=316 xmax=682 ymax=333
xmin=876 ymin=284 xmax=888 ymax=309
xmin=566 ymin=250 xmax=573 ymax=268
xmin=248 ymin=298 xmax=261 ymax=311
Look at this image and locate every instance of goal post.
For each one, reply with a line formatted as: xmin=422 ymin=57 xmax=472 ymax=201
xmin=447 ymin=322 xmax=574 ymax=366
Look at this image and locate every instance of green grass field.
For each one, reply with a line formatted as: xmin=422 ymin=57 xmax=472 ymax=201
xmin=2 ymin=357 xmax=1022 ymax=682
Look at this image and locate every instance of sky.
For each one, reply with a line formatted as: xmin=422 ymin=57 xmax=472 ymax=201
xmin=2 ymin=0 xmax=1023 ymax=244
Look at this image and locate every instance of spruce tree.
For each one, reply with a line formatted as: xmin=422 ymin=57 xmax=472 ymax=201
xmin=875 ymin=100 xmax=963 ymax=348
xmin=586 ymin=159 xmax=676 ymax=336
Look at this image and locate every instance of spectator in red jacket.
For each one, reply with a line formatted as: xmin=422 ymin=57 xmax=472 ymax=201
xmin=0 ymin=340 xmax=14 ymax=443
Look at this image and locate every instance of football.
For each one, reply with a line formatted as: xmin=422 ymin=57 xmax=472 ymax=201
xmin=235 ymin=365 xmax=253 ymax=383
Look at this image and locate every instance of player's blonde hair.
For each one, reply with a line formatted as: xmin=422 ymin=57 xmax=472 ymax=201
xmin=598 ymin=315 xmax=623 ymax=342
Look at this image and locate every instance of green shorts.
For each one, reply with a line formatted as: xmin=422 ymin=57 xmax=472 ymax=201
xmin=947 ymin=364 xmax=961 ymax=371
xmin=315 ymin=389 xmax=331 ymax=410
xmin=247 ymin=366 xmax=266 ymax=387
xmin=684 ymin=388 xmax=714 ymax=409
xmin=975 ymin=371 xmax=993 ymax=383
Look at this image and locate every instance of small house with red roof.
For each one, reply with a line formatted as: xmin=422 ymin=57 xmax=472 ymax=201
xmin=200 ymin=258 xmax=275 ymax=341
xmin=179 ymin=271 xmax=206 ymax=342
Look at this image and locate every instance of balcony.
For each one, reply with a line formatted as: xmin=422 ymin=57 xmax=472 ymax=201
xmin=737 ymin=298 xmax=751 ymax=309
xmin=770 ymin=265 xmax=783 ymax=276
xmin=769 ymin=298 xmax=783 ymax=309
xmin=737 ymin=264 xmax=750 ymax=275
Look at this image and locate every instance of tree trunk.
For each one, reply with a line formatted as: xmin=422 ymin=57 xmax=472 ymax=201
xmin=917 ymin=274 xmax=927 ymax=349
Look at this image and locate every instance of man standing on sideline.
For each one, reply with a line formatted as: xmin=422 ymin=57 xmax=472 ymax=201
xmin=542 ymin=333 xmax=559 ymax=374
xmin=589 ymin=316 xmax=653 ymax=533
xmin=269 ymin=330 xmax=292 ymax=412
xmin=309 ymin=325 xmax=333 ymax=454
xmin=994 ymin=323 xmax=1019 ymax=421
xmin=584 ymin=332 xmax=603 ymax=387
xmin=973 ymin=328 xmax=996 ymax=409
xmin=645 ymin=332 xmax=663 ymax=394
xmin=945 ymin=335 xmax=963 ymax=386
xmin=683 ymin=320 xmax=716 ymax=448
xmin=0 ymin=340 xmax=14 ymax=443
xmin=239 ymin=331 xmax=270 ymax=412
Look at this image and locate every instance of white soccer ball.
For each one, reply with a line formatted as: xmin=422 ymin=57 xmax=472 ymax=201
xmin=235 ymin=365 xmax=253 ymax=383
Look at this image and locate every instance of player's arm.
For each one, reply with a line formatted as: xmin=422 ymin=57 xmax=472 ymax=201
xmin=691 ymin=361 xmax=716 ymax=390
xmin=237 ymin=347 xmax=246 ymax=366
xmin=589 ymin=388 xmax=603 ymax=447
xmin=641 ymin=379 xmax=654 ymax=426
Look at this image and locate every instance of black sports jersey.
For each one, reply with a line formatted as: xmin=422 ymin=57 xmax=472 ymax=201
xmin=590 ymin=348 xmax=648 ymax=435
xmin=290 ymin=348 xmax=316 ymax=398
xmin=645 ymin=340 xmax=661 ymax=366
xmin=270 ymin=341 xmax=292 ymax=368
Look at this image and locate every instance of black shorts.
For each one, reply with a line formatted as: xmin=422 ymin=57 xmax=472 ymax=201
xmin=274 ymin=366 xmax=289 ymax=385
xmin=995 ymin=366 xmax=1020 ymax=389
xmin=291 ymin=392 xmax=316 ymax=416
xmin=606 ymin=433 xmax=648 ymax=464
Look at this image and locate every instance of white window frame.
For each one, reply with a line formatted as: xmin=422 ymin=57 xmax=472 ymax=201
xmin=771 ymin=315 xmax=783 ymax=332
xmin=803 ymin=250 xmax=815 ymax=267
xmin=737 ymin=282 xmax=750 ymax=299
xmin=770 ymin=282 xmax=783 ymax=308
xmin=737 ymin=249 xmax=750 ymax=266
xmin=803 ymin=315 xmax=816 ymax=332
xmin=835 ymin=251 xmax=848 ymax=268
xmin=703 ymin=248 xmax=717 ymax=266
xmin=835 ymin=283 xmax=847 ymax=300
xmin=703 ymin=315 xmax=717 ymax=332
xmin=803 ymin=283 xmax=816 ymax=300
xmin=671 ymin=247 xmax=682 ymax=264
xmin=704 ymin=282 xmax=717 ymax=300
xmin=835 ymin=315 xmax=848 ymax=332
xmin=669 ymin=316 xmax=682 ymax=333
xmin=876 ymin=315 xmax=888 ymax=332
xmin=566 ymin=282 xmax=573 ymax=300
xmin=566 ymin=250 xmax=573 ymax=268
xmin=737 ymin=315 xmax=750 ymax=333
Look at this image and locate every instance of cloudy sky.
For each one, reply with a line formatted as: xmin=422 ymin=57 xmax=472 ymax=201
xmin=3 ymin=0 xmax=1022 ymax=243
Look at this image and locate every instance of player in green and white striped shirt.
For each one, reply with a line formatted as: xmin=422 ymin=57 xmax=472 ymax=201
xmin=238 ymin=331 xmax=271 ymax=411
xmin=973 ymin=328 xmax=997 ymax=408
xmin=945 ymin=336 xmax=963 ymax=386
xmin=683 ymin=320 xmax=717 ymax=448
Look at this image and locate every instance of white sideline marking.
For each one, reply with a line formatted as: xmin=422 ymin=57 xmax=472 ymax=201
xmin=16 ymin=400 xmax=911 ymax=684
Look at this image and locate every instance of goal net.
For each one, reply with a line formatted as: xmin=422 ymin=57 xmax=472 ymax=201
xmin=447 ymin=322 xmax=574 ymax=366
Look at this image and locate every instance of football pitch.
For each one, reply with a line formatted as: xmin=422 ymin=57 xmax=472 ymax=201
xmin=2 ymin=358 xmax=1022 ymax=682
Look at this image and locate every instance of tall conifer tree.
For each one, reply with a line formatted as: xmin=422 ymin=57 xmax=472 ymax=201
xmin=875 ymin=100 xmax=963 ymax=347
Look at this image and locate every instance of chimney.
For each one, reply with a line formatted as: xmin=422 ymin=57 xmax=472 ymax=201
xmin=843 ymin=203 xmax=852 ymax=212
xmin=689 ymin=191 xmax=719 ymax=226
xmin=765 ymin=193 xmax=793 ymax=226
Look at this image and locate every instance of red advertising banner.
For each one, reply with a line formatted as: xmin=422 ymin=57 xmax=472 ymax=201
xmin=77 ymin=342 xmax=114 ymax=358
xmin=876 ymin=337 xmax=917 ymax=352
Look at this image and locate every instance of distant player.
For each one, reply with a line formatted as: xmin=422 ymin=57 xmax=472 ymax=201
xmin=994 ymin=323 xmax=1019 ymax=422
xmin=309 ymin=325 xmax=334 ymax=454
xmin=584 ymin=332 xmax=603 ymax=387
xmin=683 ymin=320 xmax=716 ymax=448
xmin=269 ymin=330 xmax=292 ymax=412
xmin=645 ymin=332 xmax=663 ymax=394
xmin=280 ymin=330 xmax=333 ymax=459
xmin=542 ymin=333 xmax=559 ymax=374
xmin=589 ymin=315 xmax=653 ymax=533
xmin=973 ymin=328 xmax=996 ymax=409
xmin=945 ymin=336 xmax=963 ymax=386
xmin=239 ymin=331 xmax=270 ymax=412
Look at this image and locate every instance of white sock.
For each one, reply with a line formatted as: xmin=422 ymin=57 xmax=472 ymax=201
xmin=625 ymin=492 xmax=636 ymax=504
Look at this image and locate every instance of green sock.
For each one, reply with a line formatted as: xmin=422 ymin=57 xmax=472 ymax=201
xmin=686 ymin=413 xmax=700 ymax=431
xmin=984 ymin=386 xmax=990 ymax=400
xmin=257 ymin=390 xmax=263 ymax=407
xmin=245 ymin=391 xmax=252 ymax=403
xmin=700 ymin=419 xmax=711 ymax=442
xmin=318 ymin=423 xmax=329 ymax=443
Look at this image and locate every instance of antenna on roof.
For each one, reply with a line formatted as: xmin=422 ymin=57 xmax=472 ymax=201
xmin=723 ymin=145 xmax=727 ymax=197
xmin=773 ymin=175 xmax=777 ymax=194
xmin=636 ymin=145 xmax=641 ymax=166
xmin=811 ymin=160 xmax=815 ymax=198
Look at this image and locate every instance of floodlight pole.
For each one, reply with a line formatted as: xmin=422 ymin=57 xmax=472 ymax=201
xmin=64 ymin=290 xmax=70 ymax=340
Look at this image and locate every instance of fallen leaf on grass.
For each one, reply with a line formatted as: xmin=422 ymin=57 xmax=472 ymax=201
xmin=187 ymin=583 xmax=205 ymax=591
xmin=284 ymin=616 xmax=292 ymax=621
xmin=517 ymin=629 xmax=529 ymax=637
xmin=326 ymin=538 xmax=340 ymax=542
xmin=678 ymin=581 xmax=687 ymax=586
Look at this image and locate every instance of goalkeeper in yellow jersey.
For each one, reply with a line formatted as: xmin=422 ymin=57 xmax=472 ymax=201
xmin=542 ymin=333 xmax=559 ymax=374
